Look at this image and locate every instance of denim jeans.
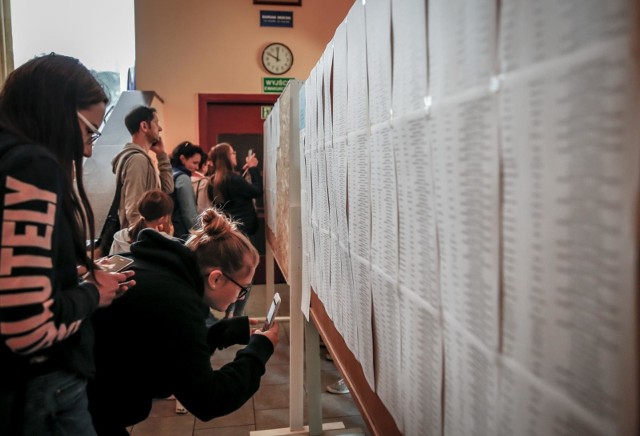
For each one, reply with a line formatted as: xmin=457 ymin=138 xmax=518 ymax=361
xmin=21 ymin=370 xmax=96 ymax=436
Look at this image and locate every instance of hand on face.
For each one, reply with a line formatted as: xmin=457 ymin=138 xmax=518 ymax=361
xmin=149 ymin=136 xmax=165 ymax=155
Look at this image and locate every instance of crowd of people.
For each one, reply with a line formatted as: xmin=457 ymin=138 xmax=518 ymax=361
xmin=0 ymin=54 xmax=275 ymax=435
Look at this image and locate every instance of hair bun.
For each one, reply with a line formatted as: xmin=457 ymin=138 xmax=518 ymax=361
xmin=200 ymin=208 xmax=236 ymax=239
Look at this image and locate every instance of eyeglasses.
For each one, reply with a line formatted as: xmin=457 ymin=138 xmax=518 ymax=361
xmin=222 ymin=272 xmax=252 ymax=300
xmin=77 ymin=112 xmax=102 ymax=144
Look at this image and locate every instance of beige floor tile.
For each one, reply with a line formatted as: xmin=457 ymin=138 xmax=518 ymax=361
xmin=254 ymin=407 xmax=290 ymax=430
xmin=253 ymin=383 xmax=290 ymax=410
xmin=262 ymin=363 xmax=290 ymax=385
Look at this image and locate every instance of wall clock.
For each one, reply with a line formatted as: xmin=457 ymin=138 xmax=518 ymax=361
xmin=262 ymin=43 xmax=293 ymax=75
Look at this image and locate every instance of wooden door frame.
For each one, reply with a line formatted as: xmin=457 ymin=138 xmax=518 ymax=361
xmin=197 ymin=93 xmax=278 ymax=146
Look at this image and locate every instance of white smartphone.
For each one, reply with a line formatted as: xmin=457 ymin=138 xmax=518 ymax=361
xmin=262 ymin=292 xmax=282 ymax=331
xmin=248 ymin=148 xmax=254 ymax=157
xmin=99 ymin=254 xmax=134 ymax=272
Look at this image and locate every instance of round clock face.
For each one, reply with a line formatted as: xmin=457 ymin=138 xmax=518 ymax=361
xmin=262 ymin=43 xmax=293 ymax=75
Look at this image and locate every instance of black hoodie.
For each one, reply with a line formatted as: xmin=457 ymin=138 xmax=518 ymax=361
xmin=0 ymin=131 xmax=100 ymax=390
xmin=88 ymin=229 xmax=274 ymax=433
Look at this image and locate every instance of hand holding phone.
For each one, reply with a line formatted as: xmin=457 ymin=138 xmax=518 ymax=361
xmin=97 ymin=254 xmax=134 ymax=272
xmin=262 ymin=292 xmax=281 ymax=331
xmin=245 ymin=149 xmax=258 ymax=169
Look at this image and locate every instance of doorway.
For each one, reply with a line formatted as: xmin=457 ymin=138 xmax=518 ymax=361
xmin=198 ymin=93 xmax=284 ymax=284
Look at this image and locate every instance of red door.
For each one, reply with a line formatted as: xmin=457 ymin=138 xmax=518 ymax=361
xmin=198 ymin=94 xmax=284 ymax=284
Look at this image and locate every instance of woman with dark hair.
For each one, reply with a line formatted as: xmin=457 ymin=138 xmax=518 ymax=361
xmin=89 ymin=208 xmax=278 ymax=434
xmin=0 ymin=54 xmax=135 ymax=435
xmin=198 ymin=142 xmax=262 ymax=317
xmin=170 ymin=141 xmax=203 ymax=238
xmin=110 ymin=189 xmax=174 ymax=254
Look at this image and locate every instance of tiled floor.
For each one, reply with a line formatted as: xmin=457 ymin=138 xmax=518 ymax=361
xmin=127 ymin=284 xmax=370 ymax=435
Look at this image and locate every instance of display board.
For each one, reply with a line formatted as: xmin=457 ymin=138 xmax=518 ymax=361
xmin=297 ymin=0 xmax=640 ymax=435
xmin=264 ymin=81 xmax=304 ymax=281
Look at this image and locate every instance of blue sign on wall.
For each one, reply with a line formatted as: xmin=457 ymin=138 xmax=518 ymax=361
xmin=260 ymin=10 xmax=293 ymax=28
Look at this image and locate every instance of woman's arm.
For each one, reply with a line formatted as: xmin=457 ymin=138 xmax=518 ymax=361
xmin=162 ymin=297 xmax=274 ymax=422
xmin=230 ymin=167 xmax=263 ymax=199
xmin=0 ymin=152 xmax=100 ymax=355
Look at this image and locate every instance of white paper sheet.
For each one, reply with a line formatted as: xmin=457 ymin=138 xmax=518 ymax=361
xmin=346 ymin=0 xmax=369 ymax=131
xmin=265 ymin=102 xmax=279 ymax=234
xmin=401 ymin=291 xmax=443 ymax=436
xmin=391 ymin=0 xmax=428 ymax=115
xmin=428 ymin=0 xmax=497 ymax=100
xmin=371 ymin=266 xmax=402 ymax=430
xmin=393 ymin=110 xmax=439 ymax=309
xmin=332 ymin=22 xmax=352 ymax=328
xmin=333 ymin=20 xmax=348 ymax=138
xmin=431 ymin=90 xmax=501 ymax=351
xmin=499 ymin=0 xmax=632 ymax=73
xmin=350 ymin=252 xmax=375 ymax=389
xmin=340 ymin=244 xmax=358 ymax=356
xmin=444 ymin=319 xmax=499 ymax=436
xmin=299 ymin=83 xmax=311 ymax=319
xmin=497 ymin=356 xmax=614 ymax=436
xmin=306 ymin=68 xmax=319 ymax=292
xmin=365 ymin=0 xmax=392 ymax=124
xmin=347 ymin=131 xmax=371 ymax=259
xmin=370 ymin=122 xmax=397 ymax=272
xmin=499 ymin=40 xmax=639 ymax=430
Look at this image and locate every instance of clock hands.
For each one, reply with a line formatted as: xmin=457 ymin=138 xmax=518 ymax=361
xmin=262 ymin=43 xmax=291 ymax=74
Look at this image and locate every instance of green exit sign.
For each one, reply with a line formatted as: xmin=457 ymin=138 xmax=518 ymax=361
xmin=263 ymin=77 xmax=293 ymax=93
xmin=261 ymin=106 xmax=272 ymax=119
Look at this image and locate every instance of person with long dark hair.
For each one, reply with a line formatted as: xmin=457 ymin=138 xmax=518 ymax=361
xmin=0 ymin=54 xmax=135 ymax=435
xmin=170 ymin=141 xmax=203 ymax=238
xmin=199 ymin=142 xmax=263 ymax=318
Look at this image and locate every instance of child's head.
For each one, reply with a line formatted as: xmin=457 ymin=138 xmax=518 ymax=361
xmin=129 ymin=190 xmax=174 ymax=242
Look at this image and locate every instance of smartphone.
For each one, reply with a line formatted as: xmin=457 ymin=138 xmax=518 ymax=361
xmin=248 ymin=148 xmax=254 ymax=158
xmin=262 ymin=292 xmax=282 ymax=331
xmin=99 ymin=254 xmax=134 ymax=272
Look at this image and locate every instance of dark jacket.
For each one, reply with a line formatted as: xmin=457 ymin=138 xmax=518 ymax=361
xmin=216 ymin=167 xmax=263 ymax=235
xmin=0 ymin=131 xmax=100 ymax=389
xmin=88 ymin=229 xmax=273 ymax=433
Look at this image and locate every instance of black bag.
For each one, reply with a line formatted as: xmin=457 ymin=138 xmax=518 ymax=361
xmin=95 ymin=150 xmax=138 ymax=255
xmin=96 ymin=183 xmax=123 ymax=256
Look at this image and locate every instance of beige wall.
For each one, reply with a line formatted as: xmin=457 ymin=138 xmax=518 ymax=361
xmin=135 ymin=0 xmax=352 ymax=150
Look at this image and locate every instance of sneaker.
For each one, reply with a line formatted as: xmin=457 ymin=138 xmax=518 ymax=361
xmin=175 ymin=400 xmax=187 ymax=414
xmin=326 ymin=378 xmax=349 ymax=394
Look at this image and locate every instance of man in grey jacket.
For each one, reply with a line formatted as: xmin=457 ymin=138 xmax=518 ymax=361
xmin=112 ymin=106 xmax=174 ymax=228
